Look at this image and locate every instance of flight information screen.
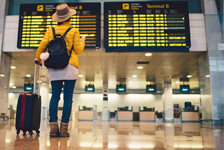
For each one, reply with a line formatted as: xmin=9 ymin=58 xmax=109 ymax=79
xmin=17 ymin=3 xmax=101 ymax=49
xmin=104 ymin=1 xmax=190 ymax=52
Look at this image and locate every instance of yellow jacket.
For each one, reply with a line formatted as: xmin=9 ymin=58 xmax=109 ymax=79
xmin=36 ymin=22 xmax=85 ymax=68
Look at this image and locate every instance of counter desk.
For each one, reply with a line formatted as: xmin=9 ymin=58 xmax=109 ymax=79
xmin=117 ymin=106 xmax=133 ymax=121
xmin=181 ymin=111 xmax=200 ymax=122
xmin=78 ymin=106 xmax=93 ymax=121
xmin=139 ymin=107 xmax=155 ymax=122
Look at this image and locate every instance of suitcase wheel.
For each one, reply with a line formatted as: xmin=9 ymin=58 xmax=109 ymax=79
xmin=23 ymin=131 xmax=27 ymax=135
xmin=36 ymin=130 xmax=40 ymax=135
xmin=29 ymin=131 xmax=33 ymax=135
xmin=16 ymin=130 xmax=20 ymax=135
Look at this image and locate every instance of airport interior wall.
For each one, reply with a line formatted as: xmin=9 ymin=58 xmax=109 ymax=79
xmin=9 ymin=92 xmax=200 ymax=114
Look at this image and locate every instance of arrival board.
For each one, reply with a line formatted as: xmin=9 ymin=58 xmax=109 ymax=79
xmin=104 ymin=1 xmax=190 ymax=52
xmin=17 ymin=3 xmax=101 ymax=49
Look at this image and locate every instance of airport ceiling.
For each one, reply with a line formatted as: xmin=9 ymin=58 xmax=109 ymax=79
xmin=9 ymin=51 xmax=205 ymax=91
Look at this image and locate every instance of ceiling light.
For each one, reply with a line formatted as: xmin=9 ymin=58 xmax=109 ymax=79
xmin=37 ymin=81 xmax=42 ymax=83
xmin=187 ymin=75 xmax=192 ymax=78
xmin=176 ymin=81 xmax=179 ymax=84
xmin=83 ymin=81 xmax=86 ymax=83
xmin=10 ymin=66 xmax=16 ymax=69
xmin=26 ymin=74 xmax=31 ymax=77
xmin=132 ymin=75 xmax=137 ymax=78
xmin=145 ymin=53 xmax=152 ymax=57
xmin=129 ymin=81 xmax=133 ymax=83
xmin=137 ymin=66 xmax=143 ymax=69
xmin=206 ymin=75 xmax=210 ymax=78
xmin=0 ymin=74 xmax=5 ymax=77
xmin=10 ymin=83 xmax=13 ymax=86
xmin=13 ymin=86 xmax=16 ymax=89
xmin=78 ymin=75 xmax=83 ymax=77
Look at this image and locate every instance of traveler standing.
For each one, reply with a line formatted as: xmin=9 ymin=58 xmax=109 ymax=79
xmin=35 ymin=3 xmax=85 ymax=137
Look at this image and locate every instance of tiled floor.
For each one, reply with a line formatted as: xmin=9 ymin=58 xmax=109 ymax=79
xmin=0 ymin=119 xmax=223 ymax=150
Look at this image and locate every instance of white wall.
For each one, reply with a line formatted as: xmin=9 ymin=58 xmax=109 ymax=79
xmin=9 ymin=93 xmax=200 ymax=114
xmin=172 ymin=94 xmax=201 ymax=108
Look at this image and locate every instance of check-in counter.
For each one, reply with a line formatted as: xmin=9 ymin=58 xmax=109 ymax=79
xmin=139 ymin=107 xmax=155 ymax=122
xmin=78 ymin=106 xmax=93 ymax=121
xmin=182 ymin=111 xmax=199 ymax=122
xmin=181 ymin=106 xmax=200 ymax=122
xmin=117 ymin=106 xmax=133 ymax=121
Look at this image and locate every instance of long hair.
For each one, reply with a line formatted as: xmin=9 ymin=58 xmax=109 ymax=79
xmin=57 ymin=18 xmax=70 ymax=25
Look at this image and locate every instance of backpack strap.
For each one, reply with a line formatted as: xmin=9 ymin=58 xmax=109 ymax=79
xmin=68 ymin=46 xmax=73 ymax=57
xmin=63 ymin=27 xmax=72 ymax=38
xmin=63 ymin=27 xmax=73 ymax=56
xmin=52 ymin=27 xmax=56 ymax=38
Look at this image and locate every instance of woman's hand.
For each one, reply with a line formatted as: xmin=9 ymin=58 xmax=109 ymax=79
xmin=80 ymin=36 xmax=86 ymax=41
xmin=34 ymin=59 xmax=41 ymax=65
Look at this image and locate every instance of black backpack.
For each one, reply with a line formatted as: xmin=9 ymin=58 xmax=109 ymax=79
xmin=44 ymin=27 xmax=73 ymax=69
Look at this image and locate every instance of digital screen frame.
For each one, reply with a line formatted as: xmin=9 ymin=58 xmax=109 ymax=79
xmin=116 ymin=84 xmax=126 ymax=93
xmin=24 ymin=85 xmax=33 ymax=91
xmin=180 ymin=85 xmax=190 ymax=93
xmin=85 ymin=84 xmax=95 ymax=92
xmin=104 ymin=1 xmax=191 ymax=52
xmin=146 ymin=84 xmax=156 ymax=93
xmin=17 ymin=3 xmax=101 ymax=49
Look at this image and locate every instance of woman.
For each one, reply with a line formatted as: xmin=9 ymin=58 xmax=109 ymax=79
xmin=35 ymin=3 xmax=85 ymax=137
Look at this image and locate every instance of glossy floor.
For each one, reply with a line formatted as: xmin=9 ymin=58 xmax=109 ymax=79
xmin=0 ymin=120 xmax=223 ymax=150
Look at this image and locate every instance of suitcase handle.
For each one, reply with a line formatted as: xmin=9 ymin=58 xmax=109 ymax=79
xmin=34 ymin=62 xmax=42 ymax=98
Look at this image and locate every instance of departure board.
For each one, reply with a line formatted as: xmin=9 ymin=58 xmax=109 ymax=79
xmin=17 ymin=3 xmax=101 ymax=49
xmin=104 ymin=2 xmax=191 ymax=52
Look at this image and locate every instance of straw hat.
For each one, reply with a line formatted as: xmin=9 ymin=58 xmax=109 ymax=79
xmin=52 ymin=3 xmax=76 ymax=22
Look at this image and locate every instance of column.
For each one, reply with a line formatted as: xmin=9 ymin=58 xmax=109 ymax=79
xmin=0 ymin=0 xmax=11 ymax=116
xmin=40 ymin=82 xmax=50 ymax=120
xmin=199 ymin=53 xmax=213 ymax=119
xmin=201 ymin=0 xmax=224 ymax=124
xmin=164 ymin=79 xmax=173 ymax=121
xmin=102 ymin=82 xmax=108 ymax=121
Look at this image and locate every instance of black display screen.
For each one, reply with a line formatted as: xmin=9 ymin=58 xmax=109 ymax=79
xmin=180 ymin=85 xmax=190 ymax=93
xmin=85 ymin=84 xmax=95 ymax=92
xmin=146 ymin=84 xmax=156 ymax=93
xmin=24 ymin=85 xmax=33 ymax=91
xmin=116 ymin=84 xmax=126 ymax=93
xmin=17 ymin=3 xmax=101 ymax=49
xmin=104 ymin=1 xmax=190 ymax=52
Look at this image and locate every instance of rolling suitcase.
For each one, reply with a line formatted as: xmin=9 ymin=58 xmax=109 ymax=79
xmin=15 ymin=61 xmax=42 ymax=135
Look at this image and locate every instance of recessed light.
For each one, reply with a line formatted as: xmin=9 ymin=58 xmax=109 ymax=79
xmin=137 ymin=66 xmax=143 ymax=69
xmin=78 ymin=75 xmax=83 ymax=77
xmin=0 ymin=74 xmax=5 ymax=77
xmin=83 ymin=81 xmax=86 ymax=83
xmin=26 ymin=74 xmax=31 ymax=77
xmin=37 ymin=81 xmax=42 ymax=83
xmin=10 ymin=66 xmax=16 ymax=69
xmin=132 ymin=75 xmax=137 ymax=78
xmin=206 ymin=75 xmax=210 ymax=78
xmin=13 ymin=86 xmax=16 ymax=89
xmin=145 ymin=53 xmax=152 ymax=57
xmin=129 ymin=81 xmax=133 ymax=83
xmin=187 ymin=75 xmax=192 ymax=78
xmin=176 ymin=81 xmax=179 ymax=84
xmin=10 ymin=83 xmax=13 ymax=86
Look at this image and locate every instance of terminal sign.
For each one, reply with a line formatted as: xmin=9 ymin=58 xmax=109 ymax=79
xmin=104 ymin=1 xmax=191 ymax=52
xmin=17 ymin=3 xmax=101 ymax=49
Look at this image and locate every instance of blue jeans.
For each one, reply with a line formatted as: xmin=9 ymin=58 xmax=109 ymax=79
xmin=49 ymin=80 xmax=76 ymax=123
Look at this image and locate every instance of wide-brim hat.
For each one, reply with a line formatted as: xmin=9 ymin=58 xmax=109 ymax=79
xmin=52 ymin=3 xmax=76 ymax=22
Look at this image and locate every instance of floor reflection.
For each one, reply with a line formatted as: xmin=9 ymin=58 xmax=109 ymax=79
xmin=14 ymin=135 xmax=39 ymax=150
xmin=0 ymin=119 xmax=223 ymax=149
